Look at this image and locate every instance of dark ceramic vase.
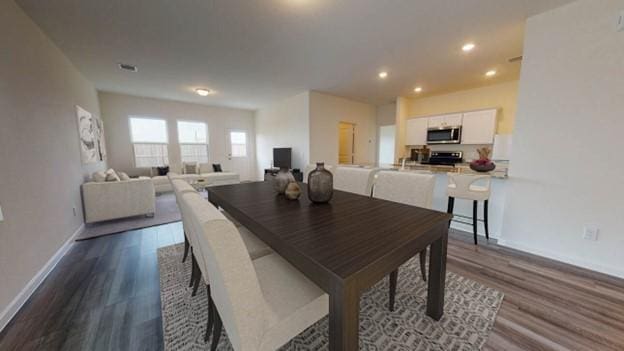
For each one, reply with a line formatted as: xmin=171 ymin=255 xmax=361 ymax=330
xmin=273 ymin=168 xmax=295 ymax=194
xmin=307 ymin=162 xmax=333 ymax=203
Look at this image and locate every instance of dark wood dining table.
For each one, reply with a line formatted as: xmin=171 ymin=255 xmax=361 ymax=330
xmin=207 ymin=181 xmax=451 ymax=351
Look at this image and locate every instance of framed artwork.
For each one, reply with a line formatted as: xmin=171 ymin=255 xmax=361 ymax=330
xmin=76 ymin=105 xmax=107 ymax=164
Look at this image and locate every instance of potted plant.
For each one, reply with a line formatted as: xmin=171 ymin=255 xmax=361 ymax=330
xmin=470 ymin=147 xmax=496 ymax=172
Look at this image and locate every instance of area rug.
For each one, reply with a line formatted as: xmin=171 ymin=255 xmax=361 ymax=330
xmin=76 ymin=193 xmax=182 ymax=241
xmin=158 ymin=244 xmax=504 ymax=350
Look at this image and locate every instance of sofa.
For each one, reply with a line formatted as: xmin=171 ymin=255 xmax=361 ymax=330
xmin=82 ymin=177 xmax=156 ymax=223
xmin=152 ymin=171 xmax=240 ymax=193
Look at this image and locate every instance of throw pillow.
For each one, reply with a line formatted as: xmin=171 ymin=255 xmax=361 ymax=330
xmin=212 ymin=164 xmax=223 ymax=172
xmin=105 ymin=169 xmax=120 ymax=182
xmin=118 ymin=171 xmax=131 ymax=181
xmin=92 ymin=171 xmax=106 ymax=183
xmin=183 ymin=162 xmax=199 ymax=174
xmin=157 ymin=166 xmax=169 ymax=176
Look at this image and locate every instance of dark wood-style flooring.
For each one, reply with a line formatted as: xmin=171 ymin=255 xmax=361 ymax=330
xmin=1 ymin=222 xmax=623 ymax=350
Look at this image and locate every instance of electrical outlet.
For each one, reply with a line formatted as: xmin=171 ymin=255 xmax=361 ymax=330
xmin=583 ymin=225 xmax=599 ymax=241
xmin=0 ymin=205 xmax=4 ymax=222
xmin=618 ymin=11 xmax=624 ymax=32
xmin=72 ymin=207 xmax=77 ymax=217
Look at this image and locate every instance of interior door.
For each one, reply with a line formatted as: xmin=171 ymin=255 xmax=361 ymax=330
xmin=338 ymin=122 xmax=355 ymax=164
xmin=226 ymin=129 xmax=250 ymax=181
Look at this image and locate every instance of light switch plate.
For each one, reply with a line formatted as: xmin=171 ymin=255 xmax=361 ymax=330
xmin=0 ymin=205 xmax=4 ymax=222
xmin=618 ymin=11 xmax=624 ymax=32
xmin=583 ymin=225 xmax=599 ymax=241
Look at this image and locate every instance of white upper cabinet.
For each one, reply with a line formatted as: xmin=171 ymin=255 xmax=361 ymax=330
xmin=405 ymin=117 xmax=428 ymax=145
xmin=461 ymin=109 xmax=497 ymax=144
xmin=427 ymin=113 xmax=463 ymax=129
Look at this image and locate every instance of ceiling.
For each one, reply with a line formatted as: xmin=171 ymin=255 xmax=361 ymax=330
xmin=17 ymin=0 xmax=573 ymax=110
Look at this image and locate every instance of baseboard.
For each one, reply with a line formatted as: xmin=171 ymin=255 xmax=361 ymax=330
xmin=0 ymin=223 xmax=84 ymax=332
xmin=497 ymin=238 xmax=624 ymax=279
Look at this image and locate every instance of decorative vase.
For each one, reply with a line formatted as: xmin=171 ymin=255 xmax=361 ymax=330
xmin=469 ymin=160 xmax=496 ymax=172
xmin=273 ymin=167 xmax=295 ymax=194
xmin=284 ymin=182 xmax=301 ymax=200
xmin=307 ymin=162 xmax=333 ymax=203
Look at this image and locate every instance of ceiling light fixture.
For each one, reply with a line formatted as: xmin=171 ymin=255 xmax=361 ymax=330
xmin=195 ymin=88 xmax=213 ymax=96
xmin=462 ymin=43 xmax=476 ymax=52
xmin=378 ymin=71 xmax=388 ymax=79
xmin=414 ymin=87 xmax=423 ymax=93
xmin=485 ymin=70 xmax=497 ymax=77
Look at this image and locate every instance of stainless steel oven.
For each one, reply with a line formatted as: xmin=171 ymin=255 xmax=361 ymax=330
xmin=427 ymin=126 xmax=461 ymax=144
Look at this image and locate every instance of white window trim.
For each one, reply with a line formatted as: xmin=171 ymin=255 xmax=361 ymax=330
xmin=129 ymin=116 xmax=169 ymax=168
xmin=229 ymin=129 xmax=248 ymax=158
xmin=177 ymin=119 xmax=209 ymax=163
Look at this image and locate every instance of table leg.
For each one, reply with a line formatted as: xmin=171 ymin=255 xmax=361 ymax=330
xmin=426 ymin=228 xmax=448 ymax=320
xmin=329 ymin=282 xmax=359 ymax=351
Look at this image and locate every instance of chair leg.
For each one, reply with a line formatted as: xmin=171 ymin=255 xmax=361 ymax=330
xmin=473 ymin=200 xmax=478 ymax=245
xmin=210 ymin=307 xmax=223 ymax=351
xmin=192 ymin=270 xmax=201 ymax=296
xmin=484 ymin=200 xmax=490 ymax=240
xmin=182 ymin=235 xmax=190 ymax=263
xmin=388 ymin=269 xmax=398 ymax=312
xmin=419 ymin=249 xmax=427 ymax=282
xmin=447 ymin=197 xmax=455 ymax=228
xmin=204 ymin=285 xmax=214 ymax=342
xmin=189 ymin=253 xmax=196 ymax=288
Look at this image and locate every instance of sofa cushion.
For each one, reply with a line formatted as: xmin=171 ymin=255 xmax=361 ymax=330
xmin=105 ymin=168 xmax=120 ymax=182
xmin=183 ymin=162 xmax=199 ymax=174
xmin=118 ymin=171 xmax=131 ymax=181
xmin=92 ymin=171 xmax=107 ymax=183
xmin=212 ymin=163 xmax=223 ymax=172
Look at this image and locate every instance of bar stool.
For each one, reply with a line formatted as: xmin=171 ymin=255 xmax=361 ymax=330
xmin=446 ymin=173 xmax=491 ymax=245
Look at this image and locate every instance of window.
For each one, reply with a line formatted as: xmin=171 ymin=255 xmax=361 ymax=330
xmin=129 ymin=117 xmax=169 ymax=167
xmin=178 ymin=121 xmax=209 ymax=163
xmin=229 ymin=131 xmax=247 ymax=157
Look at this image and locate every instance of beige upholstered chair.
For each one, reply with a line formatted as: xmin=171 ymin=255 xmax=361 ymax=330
xmin=171 ymin=179 xmax=198 ymax=263
xmin=447 ymin=173 xmax=492 ymax=245
xmin=333 ymin=166 xmax=379 ymax=196
xmin=372 ymin=171 xmax=436 ymax=311
xmin=189 ymin=206 xmax=329 ymax=350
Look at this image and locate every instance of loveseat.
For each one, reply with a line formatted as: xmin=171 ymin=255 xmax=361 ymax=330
xmin=82 ymin=177 xmax=156 ymax=223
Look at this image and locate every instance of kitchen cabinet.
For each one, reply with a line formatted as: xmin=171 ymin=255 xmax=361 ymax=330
xmin=405 ymin=117 xmax=428 ymax=145
xmin=461 ymin=109 xmax=497 ymax=144
xmin=427 ymin=113 xmax=463 ymax=129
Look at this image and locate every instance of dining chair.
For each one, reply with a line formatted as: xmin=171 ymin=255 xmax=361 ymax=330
xmin=171 ymin=179 xmax=197 ymax=263
xmin=333 ymin=166 xmax=380 ymax=196
xmin=371 ymin=171 xmax=436 ymax=312
xmin=180 ymin=192 xmax=272 ymax=296
xmin=446 ymin=173 xmax=492 ymax=245
xmin=189 ymin=204 xmax=329 ymax=350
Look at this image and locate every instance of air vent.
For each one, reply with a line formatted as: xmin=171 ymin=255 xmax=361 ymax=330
xmin=118 ymin=63 xmax=138 ymax=72
xmin=508 ymin=56 xmax=523 ymax=63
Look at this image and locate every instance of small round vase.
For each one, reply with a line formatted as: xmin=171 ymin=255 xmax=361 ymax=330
xmin=307 ymin=162 xmax=333 ymax=203
xmin=469 ymin=161 xmax=496 ymax=172
xmin=273 ymin=167 xmax=295 ymax=194
xmin=284 ymin=182 xmax=301 ymax=200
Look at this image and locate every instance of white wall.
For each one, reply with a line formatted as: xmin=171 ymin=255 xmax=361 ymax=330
xmin=254 ymin=92 xmax=310 ymax=179
xmin=0 ymin=0 xmax=105 ymax=328
xmin=500 ymin=0 xmax=624 ymax=277
xmin=99 ymin=92 xmax=256 ymax=180
xmin=309 ymin=91 xmax=377 ymax=165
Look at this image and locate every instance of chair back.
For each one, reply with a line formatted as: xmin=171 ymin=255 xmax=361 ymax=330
xmin=333 ymin=166 xmax=379 ymax=196
xmin=372 ymin=171 xmax=435 ymax=208
xmin=171 ymin=179 xmax=197 ymax=236
xmin=187 ymin=197 xmax=274 ymax=351
xmin=446 ymin=173 xmax=491 ymax=200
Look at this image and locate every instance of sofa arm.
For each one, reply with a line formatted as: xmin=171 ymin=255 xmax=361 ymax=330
xmin=82 ymin=179 xmax=156 ymax=223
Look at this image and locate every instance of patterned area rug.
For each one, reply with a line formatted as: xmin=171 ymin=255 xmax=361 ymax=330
xmin=158 ymin=244 xmax=503 ymax=350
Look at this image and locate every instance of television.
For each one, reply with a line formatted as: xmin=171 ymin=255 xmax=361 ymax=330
xmin=273 ymin=148 xmax=292 ymax=169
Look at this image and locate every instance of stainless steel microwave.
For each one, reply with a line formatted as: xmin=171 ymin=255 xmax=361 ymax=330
xmin=427 ymin=126 xmax=462 ymax=144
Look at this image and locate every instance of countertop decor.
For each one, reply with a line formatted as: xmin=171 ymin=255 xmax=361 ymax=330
xmin=470 ymin=147 xmax=496 ymax=172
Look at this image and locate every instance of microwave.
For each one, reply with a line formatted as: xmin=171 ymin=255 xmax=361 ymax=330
xmin=427 ymin=126 xmax=462 ymax=144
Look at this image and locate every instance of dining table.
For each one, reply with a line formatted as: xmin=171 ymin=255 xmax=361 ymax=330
xmin=207 ymin=181 xmax=452 ymax=351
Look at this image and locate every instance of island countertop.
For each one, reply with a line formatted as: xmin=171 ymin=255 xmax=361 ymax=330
xmin=386 ymin=162 xmax=509 ymax=179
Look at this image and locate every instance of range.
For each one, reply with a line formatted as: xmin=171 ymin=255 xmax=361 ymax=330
xmin=420 ymin=151 xmax=463 ymax=166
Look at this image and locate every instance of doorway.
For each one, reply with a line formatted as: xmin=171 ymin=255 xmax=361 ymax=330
xmin=338 ymin=122 xmax=355 ymax=164
xmin=378 ymin=125 xmax=395 ymax=165
xmin=225 ymin=129 xmax=250 ymax=180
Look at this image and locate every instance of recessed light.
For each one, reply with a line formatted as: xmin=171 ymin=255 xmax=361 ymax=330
xmin=118 ymin=63 xmax=138 ymax=72
xmin=195 ymin=88 xmax=213 ymax=96
xmin=462 ymin=43 xmax=476 ymax=52
xmin=485 ymin=70 xmax=497 ymax=77
xmin=414 ymin=87 xmax=423 ymax=93
xmin=378 ymin=71 xmax=388 ymax=79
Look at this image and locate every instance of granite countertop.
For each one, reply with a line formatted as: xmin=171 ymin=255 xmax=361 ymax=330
xmin=387 ymin=162 xmax=509 ymax=179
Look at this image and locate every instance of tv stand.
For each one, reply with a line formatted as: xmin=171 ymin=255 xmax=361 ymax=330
xmin=264 ymin=168 xmax=303 ymax=182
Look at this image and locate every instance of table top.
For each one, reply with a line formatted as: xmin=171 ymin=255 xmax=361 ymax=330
xmin=208 ymin=181 xmax=451 ymax=286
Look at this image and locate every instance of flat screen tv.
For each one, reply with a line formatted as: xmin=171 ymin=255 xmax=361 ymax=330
xmin=273 ymin=148 xmax=292 ymax=169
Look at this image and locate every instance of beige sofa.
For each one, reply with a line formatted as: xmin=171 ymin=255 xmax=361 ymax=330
xmin=82 ymin=177 xmax=156 ymax=223
xmin=152 ymin=171 xmax=240 ymax=193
